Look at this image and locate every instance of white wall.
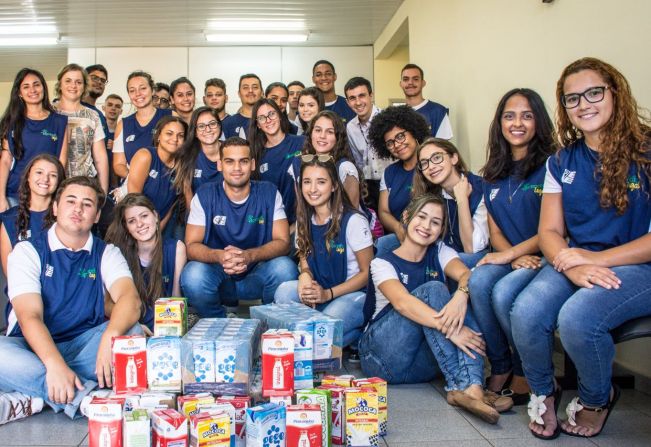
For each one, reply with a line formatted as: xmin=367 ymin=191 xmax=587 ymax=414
xmin=68 ymin=46 xmax=373 ymax=115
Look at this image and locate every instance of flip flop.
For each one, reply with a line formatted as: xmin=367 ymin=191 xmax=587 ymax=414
xmin=561 ymin=384 xmax=621 ymax=438
xmin=529 ymin=386 xmax=563 ymax=440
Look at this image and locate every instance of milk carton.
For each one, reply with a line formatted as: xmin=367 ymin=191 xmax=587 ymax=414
xmin=178 ymin=393 xmax=215 ymax=418
xmin=322 ymin=375 xmax=354 ymax=387
xmin=198 ymin=402 xmax=236 ymax=447
xmin=293 ymin=331 xmax=313 ymax=390
xmin=123 ymin=409 xmax=150 ymax=447
xmin=139 ymin=392 xmax=176 ymax=414
xmin=286 ymin=404 xmax=322 ymax=447
xmin=151 ymin=409 xmax=188 ymax=447
xmin=262 ymin=330 xmax=294 ymax=397
xmin=352 ymin=378 xmax=387 ymax=436
xmin=344 ymin=388 xmax=379 ymax=447
xmin=147 ymin=336 xmax=182 ymax=392
xmin=270 ymin=395 xmax=293 ymax=406
xmin=318 ymin=385 xmax=345 ymax=446
xmin=193 ymin=341 xmax=216 ymax=383
xmin=215 ymin=396 xmax=250 ymax=447
xmin=189 ymin=411 xmax=231 ymax=447
xmin=88 ymin=397 xmax=124 ymax=447
xmin=215 ymin=343 xmax=237 ymax=383
xmin=296 ymin=389 xmax=331 ymax=447
xmin=154 ymin=298 xmax=187 ymax=336
xmin=246 ymin=403 xmax=286 ymax=447
xmin=112 ymin=335 xmax=147 ymax=394
xmin=313 ymin=320 xmax=334 ymax=360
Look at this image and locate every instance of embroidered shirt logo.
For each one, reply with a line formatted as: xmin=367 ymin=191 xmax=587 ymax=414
xmin=329 ymin=240 xmax=345 ymax=254
xmin=45 ymin=264 xmax=54 ymax=277
xmin=628 ymin=175 xmax=641 ymax=191
xmin=426 ymin=267 xmax=439 ymax=279
xmin=286 ymin=150 xmax=301 ymax=159
xmin=194 ymin=169 xmax=202 ymax=178
xmin=41 ymin=129 xmax=58 ymax=141
xmin=213 ymin=215 xmax=227 ymax=225
xmin=522 ymin=183 xmax=544 ymax=196
xmin=561 ymin=169 xmax=576 ymax=184
xmin=149 ymin=169 xmax=159 ymax=179
xmin=399 ymin=273 xmax=409 ymax=284
xmin=246 ymin=214 xmax=265 ymax=224
xmin=260 ymin=163 xmax=269 ymax=173
xmin=125 ymin=134 xmax=135 ymax=142
xmin=78 ymin=268 xmax=97 ymax=280
xmin=489 ymin=188 xmax=500 ymax=201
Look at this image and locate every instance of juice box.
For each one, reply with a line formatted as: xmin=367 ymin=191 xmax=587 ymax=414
xmin=88 ymin=397 xmax=124 ymax=447
xmin=245 ymin=403 xmax=286 ymax=447
xmin=198 ymin=402 xmax=236 ymax=447
xmin=318 ymin=385 xmax=345 ymax=446
xmin=293 ymin=331 xmax=313 ymax=390
xmin=321 ymin=375 xmax=354 ymax=387
xmin=286 ymin=404 xmax=322 ymax=447
xmin=352 ymin=378 xmax=387 ymax=436
xmin=154 ymin=297 xmax=188 ymax=336
xmin=151 ymin=409 xmax=188 ymax=447
xmin=190 ymin=411 xmax=231 ymax=447
xmin=193 ymin=341 xmax=216 ymax=383
xmin=215 ymin=396 xmax=250 ymax=447
xmin=344 ymin=388 xmax=379 ymax=447
xmin=296 ymin=389 xmax=331 ymax=447
xmin=123 ymin=409 xmax=150 ymax=447
xmin=262 ymin=330 xmax=294 ymax=397
xmin=112 ymin=335 xmax=147 ymax=394
xmin=147 ymin=336 xmax=182 ymax=392
xmin=178 ymin=393 xmax=215 ymax=418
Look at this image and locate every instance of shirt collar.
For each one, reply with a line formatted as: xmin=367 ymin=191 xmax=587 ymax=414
xmin=353 ymin=105 xmax=381 ymax=128
xmin=412 ymin=99 xmax=429 ymax=111
xmin=47 ymin=223 xmax=94 ymax=253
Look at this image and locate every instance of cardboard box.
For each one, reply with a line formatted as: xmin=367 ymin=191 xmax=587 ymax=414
xmin=318 ymin=385 xmax=345 ymax=446
xmin=147 ymin=336 xmax=182 ymax=392
xmin=112 ymin=335 xmax=147 ymax=394
xmin=262 ymin=330 xmax=294 ymax=397
xmin=296 ymin=389 xmax=331 ymax=447
xmin=123 ymin=409 xmax=150 ymax=447
xmin=352 ymin=378 xmax=387 ymax=436
xmin=154 ymin=298 xmax=188 ymax=336
xmin=215 ymin=396 xmax=250 ymax=447
xmin=344 ymin=388 xmax=379 ymax=447
xmin=88 ymin=397 xmax=124 ymax=447
xmin=245 ymin=403 xmax=286 ymax=447
xmin=189 ymin=411 xmax=230 ymax=447
xmin=286 ymin=404 xmax=322 ymax=447
xmin=151 ymin=409 xmax=188 ymax=447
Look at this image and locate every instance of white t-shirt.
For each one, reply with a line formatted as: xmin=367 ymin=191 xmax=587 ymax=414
xmin=338 ymin=160 xmax=359 ymax=184
xmin=370 ymin=241 xmax=458 ymax=319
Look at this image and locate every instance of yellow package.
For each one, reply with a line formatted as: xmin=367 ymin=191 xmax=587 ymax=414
xmin=353 ymin=378 xmax=387 ymax=436
xmin=344 ymin=387 xmax=379 ymax=446
xmin=190 ymin=411 xmax=231 ymax=446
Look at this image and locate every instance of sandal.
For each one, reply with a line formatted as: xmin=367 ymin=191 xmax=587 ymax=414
xmin=483 ymin=390 xmax=514 ymax=413
xmin=500 ymin=387 xmax=530 ymax=406
xmin=561 ymin=384 xmax=621 ymax=438
xmin=527 ymin=385 xmax=563 ymax=440
xmin=447 ymin=390 xmax=500 ymax=424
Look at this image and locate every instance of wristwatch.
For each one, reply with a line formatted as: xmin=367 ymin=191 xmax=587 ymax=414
xmin=458 ymin=285 xmax=470 ymax=297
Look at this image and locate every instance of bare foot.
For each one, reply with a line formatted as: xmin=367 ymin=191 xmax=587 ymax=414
xmin=529 ymin=395 xmax=558 ymax=438
xmin=487 ymin=372 xmax=511 ymax=392
xmin=560 ymin=388 xmax=615 ymax=437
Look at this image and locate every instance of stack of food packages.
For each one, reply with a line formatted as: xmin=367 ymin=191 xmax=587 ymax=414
xmin=88 ymin=302 xmax=387 ymax=447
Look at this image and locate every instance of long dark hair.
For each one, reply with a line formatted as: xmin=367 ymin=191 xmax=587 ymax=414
xmin=105 ymin=193 xmax=164 ymax=315
xmin=298 ymin=87 xmax=325 ymax=133
xmin=248 ymin=98 xmax=289 ymax=178
xmin=482 ymin=88 xmax=556 ymax=182
xmin=16 ymin=153 xmax=65 ymax=240
xmin=411 ymin=137 xmax=470 ymax=197
xmin=175 ymin=106 xmax=221 ymax=193
xmin=295 ymin=158 xmax=356 ymax=259
xmin=0 ymin=68 xmax=55 ymax=161
xmin=152 ymin=115 xmax=188 ymax=184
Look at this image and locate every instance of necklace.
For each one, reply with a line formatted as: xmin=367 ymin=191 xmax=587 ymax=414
xmin=507 ymin=177 xmax=525 ymax=203
xmin=445 ymin=198 xmax=457 ymax=241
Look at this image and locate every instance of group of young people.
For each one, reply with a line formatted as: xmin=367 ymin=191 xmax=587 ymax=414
xmin=0 ymin=55 xmax=648 ymax=441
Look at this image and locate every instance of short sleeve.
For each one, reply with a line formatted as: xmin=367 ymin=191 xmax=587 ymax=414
xmin=437 ymin=242 xmax=460 ymax=271
xmin=187 ymin=194 xmax=207 ymax=226
xmin=346 ymin=214 xmax=373 ymax=252
xmin=379 ymin=170 xmax=388 ymax=192
xmin=90 ymin=110 xmax=106 ymax=142
xmin=370 ymin=257 xmax=399 ymax=288
xmin=435 ymin=114 xmax=453 ymax=139
xmin=7 ymin=241 xmax=41 ymax=300
xmin=273 ymin=191 xmax=287 ymax=221
xmin=101 ymin=244 xmax=133 ymax=291
xmin=543 ymin=156 xmax=562 ymax=193
xmin=338 ymin=160 xmax=359 ymax=183
xmin=112 ymin=129 xmax=125 ymax=154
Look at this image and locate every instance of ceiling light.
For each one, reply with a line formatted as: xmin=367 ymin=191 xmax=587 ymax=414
xmin=204 ymin=32 xmax=309 ymax=44
xmin=208 ymin=20 xmax=305 ymax=31
xmin=0 ymin=34 xmax=59 ymax=46
xmin=0 ymin=24 xmax=57 ymax=35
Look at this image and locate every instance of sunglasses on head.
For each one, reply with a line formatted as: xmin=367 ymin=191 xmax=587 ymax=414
xmin=300 ymin=154 xmax=334 ymax=163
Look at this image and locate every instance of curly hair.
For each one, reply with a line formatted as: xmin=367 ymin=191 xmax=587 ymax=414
xmin=482 ymin=88 xmax=556 ymax=182
xmin=16 ymin=154 xmax=65 ymax=239
xmin=368 ymin=105 xmax=431 ymax=160
xmin=556 ymin=57 xmax=651 ymax=214
xmin=411 ymin=138 xmax=469 ymax=197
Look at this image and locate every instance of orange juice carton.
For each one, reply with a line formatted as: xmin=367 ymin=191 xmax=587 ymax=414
xmin=215 ymin=396 xmax=250 ymax=447
xmin=245 ymin=403 xmax=286 ymax=447
xmin=352 ymin=378 xmax=387 ymax=436
xmin=293 ymin=331 xmax=313 ymax=390
xmin=296 ymin=389 xmax=331 ymax=447
xmin=262 ymin=330 xmax=294 ymax=397
xmin=123 ymin=409 xmax=150 ymax=447
xmin=286 ymin=404 xmax=323 ymax=447
xmin=318 ymin=385 xmax=345 ymax=446
xmin=88 ymin=396 xmax=125 ymax=447
xmin=321 ymin=375 xmax=354 ymax=387
xmin=112 ymin=335 xmax=147 ymax=394
xmin=147 ymin=336 xmax=182 ymax=392
xmin=197 ymin=402 xmax=236 ymax=446
xmin=154 ymin=298 xmax=188 ymax=336
xmin=178 ymin=393 xmax=215 ymax=418
xmin=189 ymin=411 xmax=231 ymax=447
xmin=344 ymin=388 xmax=379 ymax=447
xmin=151 ymin=409 xmax=188 ymax=447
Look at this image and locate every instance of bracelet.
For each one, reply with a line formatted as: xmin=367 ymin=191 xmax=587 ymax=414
xmin=329 ymin=288 xmax=334 ymax=301
xmin=457 ymin=285 xmax=470 ymax=297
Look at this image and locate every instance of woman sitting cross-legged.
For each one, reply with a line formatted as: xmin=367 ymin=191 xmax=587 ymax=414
xmin=359 ymin=194 xmax=513 ymax=423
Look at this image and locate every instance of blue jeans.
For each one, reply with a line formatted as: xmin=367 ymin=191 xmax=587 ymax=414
xmin=358 ymin=281 xmax=484 ymax=390
xmin=181 ymin=256 xmax=298 ymax=318
xmin=274 ymin=280 xmax=366 ymax=347
xmin=375 ymin=233 xmax=400 ymax=258
xmin=0 ymin=321 xmax=142 ymax=418
xmin=511 ymin=263 xmax=651 ymax=406
xmin=468 ymin=261 xmax=544 ymax=377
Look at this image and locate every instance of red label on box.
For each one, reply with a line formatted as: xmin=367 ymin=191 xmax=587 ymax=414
xmin=152 ymin=409 xmax=188 ymax=447
xmin=112 ymin=335 xmax=147 ymax=394
xmin=216 ymin=395 xmax=249 ymax=445
xmin=319 ymin=384 xmax=345 ymax=445
xmin=261 ymin=331 xmax=294 ymax=397
xmin=286 ymin=404 xmax=322 ymax=447
xmin=88 ymin=397 xmax=124 ymax=447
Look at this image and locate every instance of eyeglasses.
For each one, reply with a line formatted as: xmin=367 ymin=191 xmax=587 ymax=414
xmin=417 ymin=152 xmax=449 ymax=171
xmin=90 ymin=74 xmax=108 ymax=85
xmin=196 ymin=120 xmax=220 ymax=132
xmin=153 ymin=95 xmax=170 ymax=106
xmin=385 ymin=131 xmax=408 ymax=150
xmin=256 ymin=110 xmax=278 ymax=124
xmin=561 ymin=86 xmax=610 ymax=109
xmin=301 ymin=154 xmax=334 ymax=163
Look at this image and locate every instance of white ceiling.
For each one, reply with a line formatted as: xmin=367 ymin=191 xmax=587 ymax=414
xmin=0 ymin=0 xmax=403 ymax=81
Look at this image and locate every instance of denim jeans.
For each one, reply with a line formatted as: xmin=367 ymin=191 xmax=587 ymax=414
xmin=181 ymin=256 xmax=298 ymax=318
xmin=274 ymin=280 xmax=366 ymax=347
xmin=511 ymin=263 xmax=651 ymax=406
xmin=0 ymin=321 xmax=142 ymax=418
xmin=358 ymin=281 xmax=484 ymax=390
xmin=375 ymin=233 xmax=400 ymax=258
xmin=468 ymin=261 xmax=544 ymax=377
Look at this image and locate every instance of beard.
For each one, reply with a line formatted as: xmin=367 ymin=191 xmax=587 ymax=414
xmin=88 ymin=89 xmax=103 ymax=99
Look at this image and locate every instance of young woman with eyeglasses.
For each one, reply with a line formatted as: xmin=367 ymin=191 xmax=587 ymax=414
xmin=0 ymin=68 xmax=68 ymax=212
xmin=297 ymin=87 xmax=325 ymax=135
xmin=411 ymin=138 xmax=489 ymax=268
xmin=359 ymin=194 xmax=512 ymax=423
xmin=274 ymin=155 xmax=373 ymax=347
xmin=249 ymin=98 xmax=305 ymax=224
xmin=368 ymin=106 xmax=433 ymax=256
xmin=467 ymin=88 xmax=555 ymax=406
xmin=112 ymin=71 xmax=173 ymax=180
xmin=510 ymin=58 xmax=651 ymax=440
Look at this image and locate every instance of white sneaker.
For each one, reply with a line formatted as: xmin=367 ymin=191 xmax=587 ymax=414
xmin=0 ymin=392 xmax=44 ymax=425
